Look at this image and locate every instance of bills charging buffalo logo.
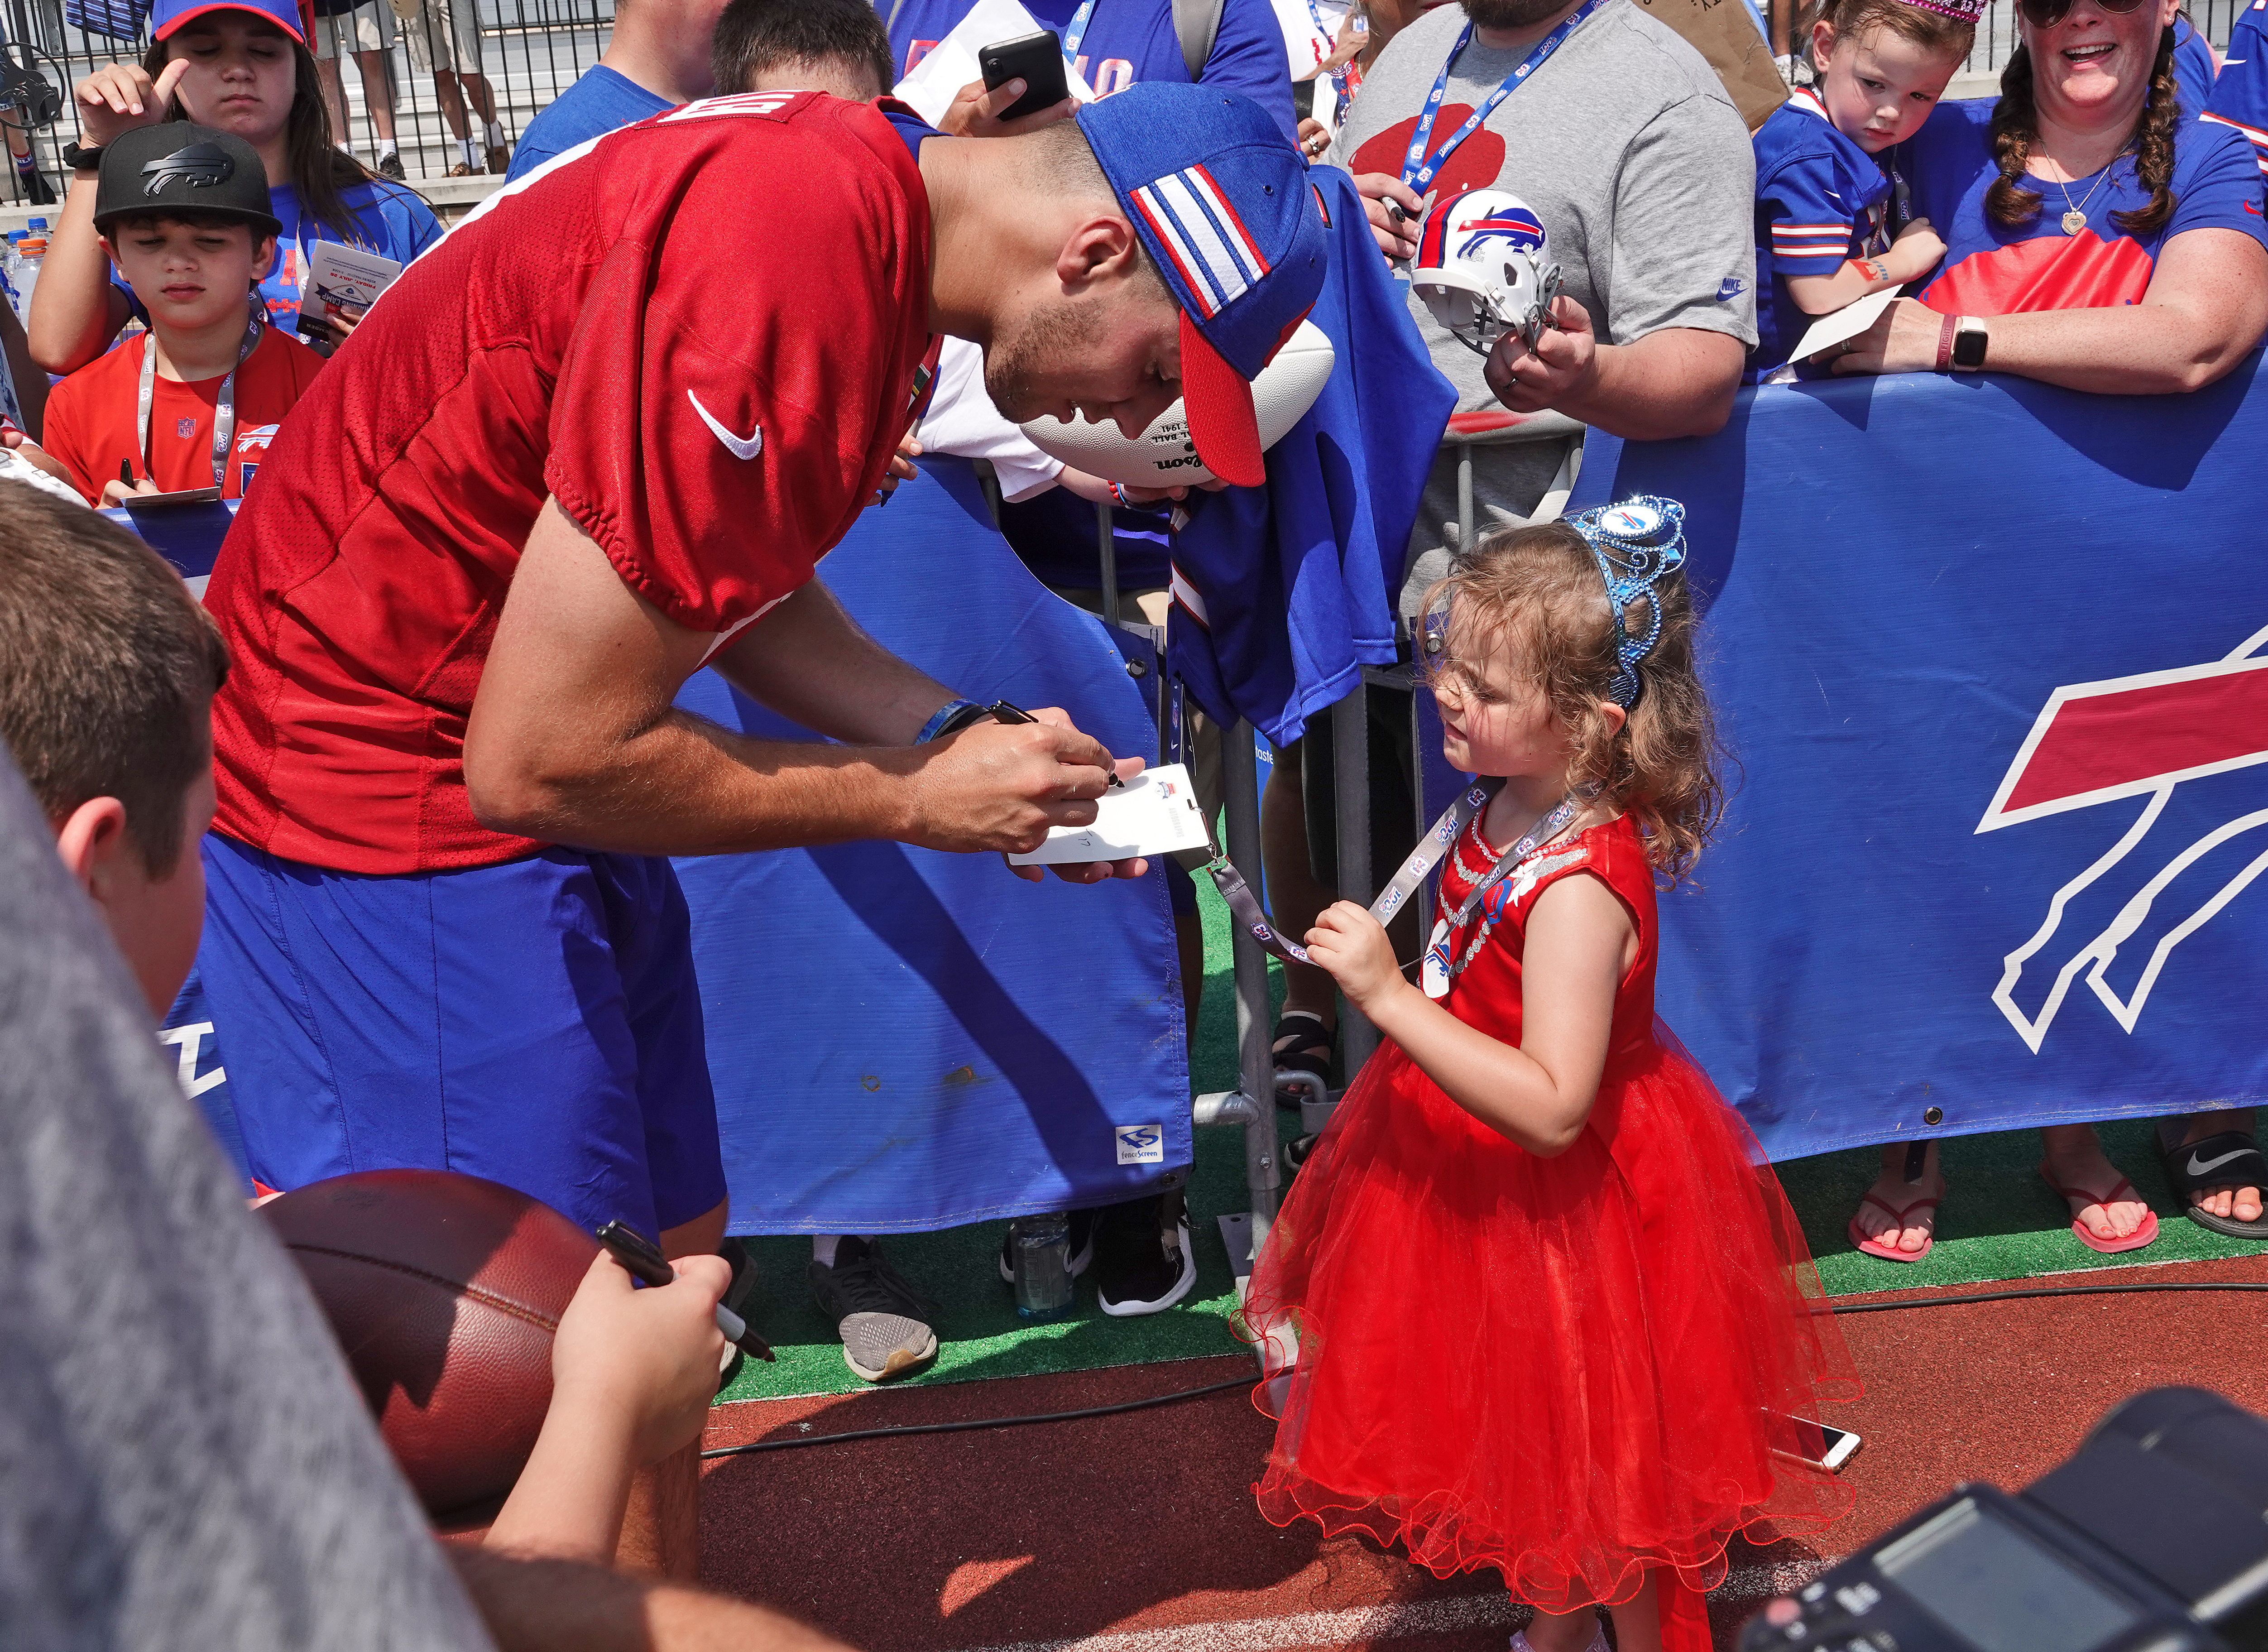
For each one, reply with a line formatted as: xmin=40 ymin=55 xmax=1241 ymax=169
xmin=1419 ymin=200 xmax=1546 ymax=268
xmin=1976 ymin=624 xmax=2268 ymax=1050
xmin=140 ymin=141 xmax=235 ymax=197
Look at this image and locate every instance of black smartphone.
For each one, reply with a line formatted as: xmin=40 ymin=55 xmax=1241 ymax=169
xmin=978 ymin=29 xmax=1069 ymax=122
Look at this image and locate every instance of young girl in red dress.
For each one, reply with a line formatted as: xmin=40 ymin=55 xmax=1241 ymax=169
xmin=1243 ymin=501 xmax=1859 ymax=1652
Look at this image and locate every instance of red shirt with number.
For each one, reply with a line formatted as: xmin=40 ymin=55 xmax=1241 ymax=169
xmin=41 ymin=327 xmax=324 ymax=505
xmin=203 ymin=91 xmax=935 ymax=874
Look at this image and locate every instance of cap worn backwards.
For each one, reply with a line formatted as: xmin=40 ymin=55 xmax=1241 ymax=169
xmin=1565 ymin=497 xmax=1688 ymax=710
xmin=94 ymin=124 xmax=283 ymax=239
xmin=150 ymin=0 xmax=308 ymax=44
xmin=1076 ymin=83 xmax=1328 ymax=488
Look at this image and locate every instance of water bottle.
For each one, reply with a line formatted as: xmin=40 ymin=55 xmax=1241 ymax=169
xmin=14 ymin=222 xmax=46 ymax=319
xmin=1008 ymin=1213 xmax=1075 ymax=1320
xmin=0 ymin=235 xmax=19 ymax=322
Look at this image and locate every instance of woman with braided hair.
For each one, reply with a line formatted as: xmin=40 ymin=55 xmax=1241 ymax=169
xmin=1831 ymin=0 xmax=2268 ymax=390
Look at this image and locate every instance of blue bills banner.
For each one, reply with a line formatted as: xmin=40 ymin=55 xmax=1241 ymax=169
xmin=672 ymin=460 xmax=1189 ymax=1235
xmin=1570 ymin=362 xmax=2268 ymax=1159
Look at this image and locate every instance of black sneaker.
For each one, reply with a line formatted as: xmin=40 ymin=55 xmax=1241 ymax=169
xmin=807 ymin=1238 xmax=940 ymax=1383
xmin=994 ymin=1207 xmax=1098 ymax=1284
xmin=17 ymin=165 xmax=55 ymax=206
xmin=377 ymin=151 xmax=406 ymax=180
xmin=1093 ymin=1189 xmax=1197 ymax=1317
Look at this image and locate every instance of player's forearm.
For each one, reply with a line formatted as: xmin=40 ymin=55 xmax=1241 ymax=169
xmin=1558 ymin=331 xmax=1741 ymax=440
xmin=464 ymin=708 xmax=921 ymax=858
xmin=710 ymin=581 xmax=952 ymax=747
xmin=1363 ymin=982 xmax=1596 ymax=1156
xmin=447 ymin=1549 xmax=863 ymax=1652
xmin=1964 ymin=304 xmax=2254 ymax=395
xmin=26 ymin=172 xmax=124 ymax=375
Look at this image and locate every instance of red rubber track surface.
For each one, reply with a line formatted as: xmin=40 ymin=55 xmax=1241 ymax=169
xmin=697 ymin=1254 xmax=2268 ymax=1651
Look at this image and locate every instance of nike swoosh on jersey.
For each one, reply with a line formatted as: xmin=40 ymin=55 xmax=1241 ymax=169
xmin=688 ymin=391 xmax=762 ymax=460
xmin=2188 ymin=1147 xmax=2260 ymax=1176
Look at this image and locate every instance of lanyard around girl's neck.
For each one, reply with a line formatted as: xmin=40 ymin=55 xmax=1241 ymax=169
xmin=1420 ymin=788 xmax=1589 ymax=997
xmin=136 ymin=301 xmax=264 ymax=488
xmin=1203 ymin=778 xmax=1583 ymax=969
xmin=1062 ymin=0 xmax=1098 ymax=66
xmin=1400 ymin=0 xmax=1605 ymax=193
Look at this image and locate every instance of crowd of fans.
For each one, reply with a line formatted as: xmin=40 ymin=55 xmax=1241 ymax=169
xmin=1 ymin=0 xmax=2265 ymax=1638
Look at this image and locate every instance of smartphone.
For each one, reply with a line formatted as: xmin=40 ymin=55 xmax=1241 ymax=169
xmin=979 ymin=29 xmax=1069 ymax=122
xmin=1801 ymin=1420 xmax=1863 ymax=1472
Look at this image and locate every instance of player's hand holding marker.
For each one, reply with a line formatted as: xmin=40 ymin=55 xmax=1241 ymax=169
xmin=1484 ymin=293 xmax=1597 ymax=412
xmin=902 ymin=707 xmax=1149 ymax=885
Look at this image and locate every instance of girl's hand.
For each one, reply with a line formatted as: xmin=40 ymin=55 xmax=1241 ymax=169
xmin=98 ymin=475 xmax=160 ymax=507
xmin=549 ymin=1249 xmax=730 ymax=1469
xmin=1830 ymin=296 xmax=1945 ymax=377
xmin=73 ymin=58 xmax=187 ymax=148
xmin=1303 ymin=900 xmax=1403 ymax=1011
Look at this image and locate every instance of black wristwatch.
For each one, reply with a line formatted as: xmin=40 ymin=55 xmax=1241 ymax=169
xmin=60 ymin=141 xmax=103 ymax=173
xmin=1950 ymin=316 xmax=1990 ymax=372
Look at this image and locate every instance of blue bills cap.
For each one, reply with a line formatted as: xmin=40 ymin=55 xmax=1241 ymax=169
xmin=1077 ymin=83 xmax=1327 ymax=487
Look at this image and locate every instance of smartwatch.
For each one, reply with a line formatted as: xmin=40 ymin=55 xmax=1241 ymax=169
xmin=1950 ymin=316 xmax=1989 ymax=372
xmin=60 ymin=141 xmax=102 ymax=173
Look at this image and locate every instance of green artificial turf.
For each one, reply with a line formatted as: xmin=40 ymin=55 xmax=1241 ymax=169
xmin=718 ymin=877 xmax=2263 ymax=1404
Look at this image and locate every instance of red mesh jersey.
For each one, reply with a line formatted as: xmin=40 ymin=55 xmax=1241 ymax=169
xmin=1244 ymin=813 xmax=1858 ymax=1635
xmin=204 ymin=91 xmax=934 ymax=873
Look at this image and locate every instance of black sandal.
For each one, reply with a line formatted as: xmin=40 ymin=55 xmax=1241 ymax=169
xmin=1271 ymin=1010 xmax=1334 ymax=1110
xmin=2157 ymin=1123 xmax=2268 ymax=1239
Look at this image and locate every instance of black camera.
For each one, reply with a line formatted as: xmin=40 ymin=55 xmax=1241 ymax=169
xmin=1742 ymin=1388 xmax=2268 ymax=1652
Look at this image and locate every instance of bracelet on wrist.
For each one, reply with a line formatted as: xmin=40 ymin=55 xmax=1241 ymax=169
xmin=1933 ymin=311 xmax=1958 ymax=374
xmin=916 ymin=698 xmax=984 ymax=744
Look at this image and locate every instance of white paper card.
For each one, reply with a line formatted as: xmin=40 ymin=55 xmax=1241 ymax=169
xmin=1789 ymin=285 xmax=1900 ymax=365
xmin=1006 ymin=762 xmax=1213 ymax=865
xmin=891 ymin=0 xmax=1098 ymax=127
xmin=303 ymin=240 xmax=403 ymax=326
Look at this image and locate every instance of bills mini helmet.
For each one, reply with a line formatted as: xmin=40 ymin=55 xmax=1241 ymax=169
xmin=1411 ymin=188 xmax=1562 ymax=356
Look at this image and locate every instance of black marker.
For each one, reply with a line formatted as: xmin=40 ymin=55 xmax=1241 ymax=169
xmin=595 ymin=1219 xmax=773 ymax=1363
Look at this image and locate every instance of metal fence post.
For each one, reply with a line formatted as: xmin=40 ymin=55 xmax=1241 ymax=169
xmin=1330 ymin=687 xmax=1379 ymax=1075
xmin=1220 ymin=722 xmax=1280 ymax=1249
xmin=1095 ymin=501 xmax=1122 ymax=632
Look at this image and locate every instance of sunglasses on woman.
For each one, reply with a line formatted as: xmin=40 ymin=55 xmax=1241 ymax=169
xmin=2019 ymin=0 xmax=2149 ymax=29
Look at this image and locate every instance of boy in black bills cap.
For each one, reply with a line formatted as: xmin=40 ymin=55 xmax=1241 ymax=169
xmin=39 ymin=124 xmax=323 ymax=507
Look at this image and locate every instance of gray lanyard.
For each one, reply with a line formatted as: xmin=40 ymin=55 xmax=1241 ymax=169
xmin=1205 ymin=779 xmax=1582 ymax=969
xmin=136 ymin=303 xmax=263 ymax=488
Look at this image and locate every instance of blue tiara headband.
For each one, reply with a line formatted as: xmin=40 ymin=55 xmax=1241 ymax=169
xmin=1566 ymin=496 xmax=1688 ymax=709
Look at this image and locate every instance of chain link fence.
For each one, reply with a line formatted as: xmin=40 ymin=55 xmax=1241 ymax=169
xmin=0 ymin=0 xmax=614 ymax=201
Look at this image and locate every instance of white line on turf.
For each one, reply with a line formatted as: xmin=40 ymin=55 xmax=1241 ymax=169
xmin=940 ymin=1561 xmax=1830 ymax=1652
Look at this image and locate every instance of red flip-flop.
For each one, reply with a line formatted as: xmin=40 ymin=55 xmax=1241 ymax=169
xmin=1847 ymin=1190 xmax=1941 ymax=1262
xmin=2038 ymin=1167 xmax=2161 ymax=1255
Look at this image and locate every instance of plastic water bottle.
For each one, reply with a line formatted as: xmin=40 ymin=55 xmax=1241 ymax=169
xmin=1008 ymin=1214 xmax=1074 ymax=1320
xmin=14 ymin=221 xmax=47 ymax=319
xmin=0 ymin=235 xmax=20 ymax=322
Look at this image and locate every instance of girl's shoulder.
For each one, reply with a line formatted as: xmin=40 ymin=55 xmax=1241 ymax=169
xmin=1509 ymin=814 xmax=1650 ymax=922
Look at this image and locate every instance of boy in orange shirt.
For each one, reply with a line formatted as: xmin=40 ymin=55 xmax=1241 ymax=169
xmin=42 ymin=123 xmax=323 ymax=506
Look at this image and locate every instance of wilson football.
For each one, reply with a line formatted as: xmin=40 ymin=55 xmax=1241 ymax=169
xmin=1018 ymin=321 xmax=1335 ymax=487
xmin=263 ymin=1169 xmax=597 ymax=1518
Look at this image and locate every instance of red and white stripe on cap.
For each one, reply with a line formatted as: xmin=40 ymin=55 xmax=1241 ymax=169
xmin=1130 ymin=165 xmax=1272 ymax=319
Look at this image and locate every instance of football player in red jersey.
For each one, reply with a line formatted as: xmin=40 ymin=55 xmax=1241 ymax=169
xmin=191 ymin=81 xmax=1324 ymax=1571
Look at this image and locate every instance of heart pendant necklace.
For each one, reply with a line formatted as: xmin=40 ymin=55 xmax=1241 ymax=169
xmin=2052 ymin=149 xmax=2122 ymax=235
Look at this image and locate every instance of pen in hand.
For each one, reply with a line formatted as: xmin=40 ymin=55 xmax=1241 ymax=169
xmin=595 ymin=1218 xmax=773 ymax=1363
xmin=986 ymin=699 xmax=1125 ymax=787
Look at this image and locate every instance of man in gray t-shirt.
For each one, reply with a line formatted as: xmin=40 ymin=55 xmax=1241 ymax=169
xmin=1328 ymin=0 xmax=1758 ymax=610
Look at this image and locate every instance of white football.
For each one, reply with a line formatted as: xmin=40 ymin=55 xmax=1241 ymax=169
xmin=1018 ymin=321 xmax=1336 ymax=487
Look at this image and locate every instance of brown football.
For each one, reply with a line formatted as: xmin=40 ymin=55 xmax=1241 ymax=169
xmin=262 ymin=1169 xmax=597 ymax=1518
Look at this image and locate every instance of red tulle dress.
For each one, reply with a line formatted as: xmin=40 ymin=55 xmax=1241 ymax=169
xmin=1245 ymin=812 xmax=1858 ymax=1644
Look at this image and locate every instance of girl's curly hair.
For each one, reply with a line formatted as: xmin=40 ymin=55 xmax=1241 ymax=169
xmin=1419 ymin=521 xmax=1723 ymax=885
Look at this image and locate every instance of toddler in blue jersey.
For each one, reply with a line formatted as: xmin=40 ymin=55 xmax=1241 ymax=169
xmin=1749 ymin=0 xmax=1978 ymax=379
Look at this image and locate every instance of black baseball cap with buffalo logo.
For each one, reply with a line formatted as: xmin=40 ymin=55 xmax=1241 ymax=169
xmin=94 ymin=124 xmax=282 ymax=239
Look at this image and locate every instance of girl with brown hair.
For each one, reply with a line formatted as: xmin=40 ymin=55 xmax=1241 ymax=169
xmin=1242 ymin=501 xmax=1856 ymax=1652
xmin=27 ymin=0 xmax=441 ymax=375
xmin=1831 ymin=0 xmax=2268 ymax=390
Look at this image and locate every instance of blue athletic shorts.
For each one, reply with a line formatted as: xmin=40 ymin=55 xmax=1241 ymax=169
xmin=195 ymin=835 xmax=728 ymax=1239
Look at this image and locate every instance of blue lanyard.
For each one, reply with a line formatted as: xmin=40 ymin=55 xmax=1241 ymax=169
xmin=1400 ymin=0 xmax=1604 ymax=193
xmin=1063 ymin=0 xmax=1097 ymax=66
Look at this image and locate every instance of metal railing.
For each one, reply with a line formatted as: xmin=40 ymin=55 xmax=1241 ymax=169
xmin=0 ymin=0 xmax=614 ymax=201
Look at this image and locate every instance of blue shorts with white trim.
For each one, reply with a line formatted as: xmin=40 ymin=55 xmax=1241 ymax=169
xmin=194 ymin=834 xmax=727 ymax=1239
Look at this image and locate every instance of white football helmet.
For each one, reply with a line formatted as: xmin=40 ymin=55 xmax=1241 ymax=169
xmin=1410 ymin=187 xmax=1563 ymax=356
